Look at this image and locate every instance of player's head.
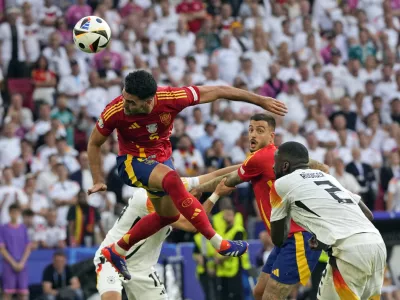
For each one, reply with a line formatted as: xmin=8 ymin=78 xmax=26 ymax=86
xmin=123 ymin=70 xmax=158 ymax=115
xmin=248 ymin=114 xmax=275 ymax=152
xmin=274 ymin=142 xmax=309 ymax=179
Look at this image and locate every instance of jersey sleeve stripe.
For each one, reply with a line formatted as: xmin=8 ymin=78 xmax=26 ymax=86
xmin=104 ymin=102 xmax=123 ymax=119
xmin=105 ymin=107 xmax=124 ymax=121
xmin=188 ymin=86 xmax=199 ymax=102
xmin=294 ymin=232 xmax=312 ymax=286
xmin=103 ymin=101 xmax=123 ymax=118
xmin=156 ymin=91 xmax=186 ymax=96
xmin=157 ymin=95 xmax=188 ymax=101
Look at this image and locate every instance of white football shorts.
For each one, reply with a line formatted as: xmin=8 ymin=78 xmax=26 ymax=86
xmin=317 ymin=233 xmax=386 ymax=300
xmin=95 ymin=259 xmax=168 ymax=300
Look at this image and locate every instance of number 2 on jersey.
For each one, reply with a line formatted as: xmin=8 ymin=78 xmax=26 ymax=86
xmin=314 ymin=180 xmax=354 ymax=204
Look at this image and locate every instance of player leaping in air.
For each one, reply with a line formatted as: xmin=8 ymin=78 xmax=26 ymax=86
xmin=270 ymin=142 xmax=385 ymax=300
xmin=193 ymin=113 xmax=329 ymax=300
xmin=87 ymin=70 xmax=287 ymax=280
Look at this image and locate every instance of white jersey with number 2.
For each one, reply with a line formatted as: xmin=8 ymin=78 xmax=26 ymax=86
xmin=270 ymin=169 xmax=380 ymax=247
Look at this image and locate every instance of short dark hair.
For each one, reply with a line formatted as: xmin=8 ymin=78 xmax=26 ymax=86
xmin=22 ymin=209 xmax=34 ymax=217
xmin=278 ymin=142 xmax=309 ymax=165
xmin=53 ymin=250 xmax=66 ymax=258
xmin=250 ymin=114 xmax=276 ymax=130
xmin=9 ymin=203 xmax=20 ymax=212
xmin=124 ymin=70 xmax=158 ymax=100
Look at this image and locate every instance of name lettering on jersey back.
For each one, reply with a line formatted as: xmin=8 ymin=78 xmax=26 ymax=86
xmin=299 ymin=172 xmax=325 ymax=179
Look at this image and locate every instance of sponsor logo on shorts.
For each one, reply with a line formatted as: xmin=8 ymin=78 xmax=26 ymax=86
xmin=107 ymin=276 xmax=116 ymax=284
xmin=98 ymin=117 xmax=104 ymax=128
xmin=159 ymin=112 xmax=172 ymax=126
xmin=272 ymin=269 xmax=280 ymax=277
xmin=182 ymin=198 xmax=193 ymax=207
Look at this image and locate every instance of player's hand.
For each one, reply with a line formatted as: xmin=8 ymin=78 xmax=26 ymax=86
xmin=14 ymin=262 xmax=24 ymax=272
xmin=190 ymin=188 xmax=202 ymax=199
xmin=88 ymin=183 xmax=108 ymax=195
xmin=215 ymin=178 xmax=236 ymax=197
xmin=308 ymin=235 xmax=319 ymax=250
xmin=260 ymin=97 xmax=288 ymax=116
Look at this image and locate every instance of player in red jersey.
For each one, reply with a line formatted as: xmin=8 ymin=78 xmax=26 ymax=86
xmin=87 ymin=71 xmax=287 ymax=280
xmin=194 ymin=113 xmax=328 ymax=300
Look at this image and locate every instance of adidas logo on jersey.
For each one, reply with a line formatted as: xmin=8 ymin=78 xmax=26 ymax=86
xmin=272 ymin=269 xmax=280 ymax=277
xmin=129 ymin=122 xmax=140 ymax=129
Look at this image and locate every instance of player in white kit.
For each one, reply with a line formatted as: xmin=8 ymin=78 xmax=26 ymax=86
xmin=94 ymin=167 xmax=238 ymax=300
xmin=269 ymin=142 xmax=386 ymax=300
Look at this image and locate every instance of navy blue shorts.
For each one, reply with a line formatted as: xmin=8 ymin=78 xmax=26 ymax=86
xmin=117 ymin=155 xmax=175 ymax=199
xmin=262 ymin=232 xmax=321 ymax=285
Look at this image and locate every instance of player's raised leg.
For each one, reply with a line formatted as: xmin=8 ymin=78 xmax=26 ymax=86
xmin=104 ymin=164 xmax=248 ymax=273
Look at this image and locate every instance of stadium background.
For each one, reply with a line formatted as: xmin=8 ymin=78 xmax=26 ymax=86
xmin=1 ymin=0 xmax=400 ymax=299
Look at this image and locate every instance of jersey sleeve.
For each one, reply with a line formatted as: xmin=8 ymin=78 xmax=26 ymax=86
xmin=237 ymin=153 xmax=265 ymax=182
xmin=96 ymin=102 xmax=120 ymax=136
xmin=158 ymin=86 xmax=200 ymax=112
xmin=270 ymin=179 xmax=290 ymax=222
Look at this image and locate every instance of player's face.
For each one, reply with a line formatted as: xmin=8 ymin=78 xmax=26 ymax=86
xmin=248 ymin=120 xmax=275 ymax=152
xmin=122 ymin=89 xmax=154 ymax=115
xmin=273 ymin=150 xmax=289 ymax=179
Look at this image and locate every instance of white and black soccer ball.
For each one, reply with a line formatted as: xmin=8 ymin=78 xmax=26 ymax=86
xmin=73 ymin=16 xmax=111 ymax=54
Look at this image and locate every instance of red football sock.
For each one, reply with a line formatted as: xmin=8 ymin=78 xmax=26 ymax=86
xmin=117 ymin=213 xmax=179 ymax=251
xmin=162 ymin=171 xmax=216 ymax=239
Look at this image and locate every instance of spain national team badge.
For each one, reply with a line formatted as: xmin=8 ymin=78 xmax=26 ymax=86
xmin=159 ymin=112 xmax=171 ymax=126
xmin=146 ymin=123 xmax=158 ymax=133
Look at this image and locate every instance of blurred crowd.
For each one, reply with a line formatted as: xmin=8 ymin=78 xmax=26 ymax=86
xmin=0 ymin=0 xmax=400 ymax=251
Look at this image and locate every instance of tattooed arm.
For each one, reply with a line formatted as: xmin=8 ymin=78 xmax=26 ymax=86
xmin=309 ymin=159 xmax=329 ymax=173
xmin=194 ymin=170 xmax=244 ymax=193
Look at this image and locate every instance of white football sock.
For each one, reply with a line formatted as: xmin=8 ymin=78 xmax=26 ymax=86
xmin=210 ymin=234 xmax=223 ymax=250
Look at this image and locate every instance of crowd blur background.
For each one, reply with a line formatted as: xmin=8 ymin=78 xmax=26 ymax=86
xmin=1 ymin=0 xmax=400 ymax=299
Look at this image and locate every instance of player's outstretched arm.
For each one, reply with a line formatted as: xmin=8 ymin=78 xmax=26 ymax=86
xmin=172 ymin=179 xmax=235 ymax=232
xmin=87 ymin=127 xmax=108 ymax=195
xmin=193 ymin=170 xmax=244 ymax=193
xmin=197 ymin=85 xmax=288 ymax=116
xmin=197 ymin=165 xmax=241 ymax=185
xmin=309 ymin=159 xmax=330 ymax=173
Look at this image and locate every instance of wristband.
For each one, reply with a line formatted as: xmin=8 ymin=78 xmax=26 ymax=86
xmin=208 ymin=193 xmax=220 ymax=204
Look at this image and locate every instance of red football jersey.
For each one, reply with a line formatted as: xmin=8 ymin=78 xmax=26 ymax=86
xmin=237 ymin=144 xmax=304 ymax=236
xmin=96 ymin=86 xmax=200 ymax=162
xmin=176 ymin=0 xmax=204 ymax=33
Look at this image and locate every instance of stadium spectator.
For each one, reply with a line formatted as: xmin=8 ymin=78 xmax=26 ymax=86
xmin=380 ymin=151 xmax=400 ymax=194
xmin=0 ymin=167 xmax=28 ymax=224
xmin=67 ymin=190 xmax=105 ymax=247
xmin=0 ymin=204 xmax=31 ymax=300
xmin=196 ymin=120 xmax=217 ymax=156
xmin=255 ymin=230 xmax=273 ymax=270
xmin=172 ymin=134 xmax=204 ymax=176
xmin=346 ymin=148 xmax=377 ymax=210
xmin=42 ymin=251 xmax=83 ymax=300
xmin=24 ymin=175 xmax=49 ymax=225
xmin=48 ymin=163 xmax=79 ymax=226
xmin=38 ymin=208 xmax=66 ymax=249
xmin=214 ymin=205 xmax=250 ymax=300
xmin=31 ymin=56 xmax=57 ymax=107
xmin=22 ymin=208 xmax=39 ymax=249
xmin=193 ymin=232 xmax=217 ymax=300
xmin=5 ymin=93 xmax=33 ymax=130
xmin=331 ymin=157 xmax=361 ymax=194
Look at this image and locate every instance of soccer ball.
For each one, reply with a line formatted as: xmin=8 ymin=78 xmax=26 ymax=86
xmin=73 ymin=16 xmax=111 ymax=54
